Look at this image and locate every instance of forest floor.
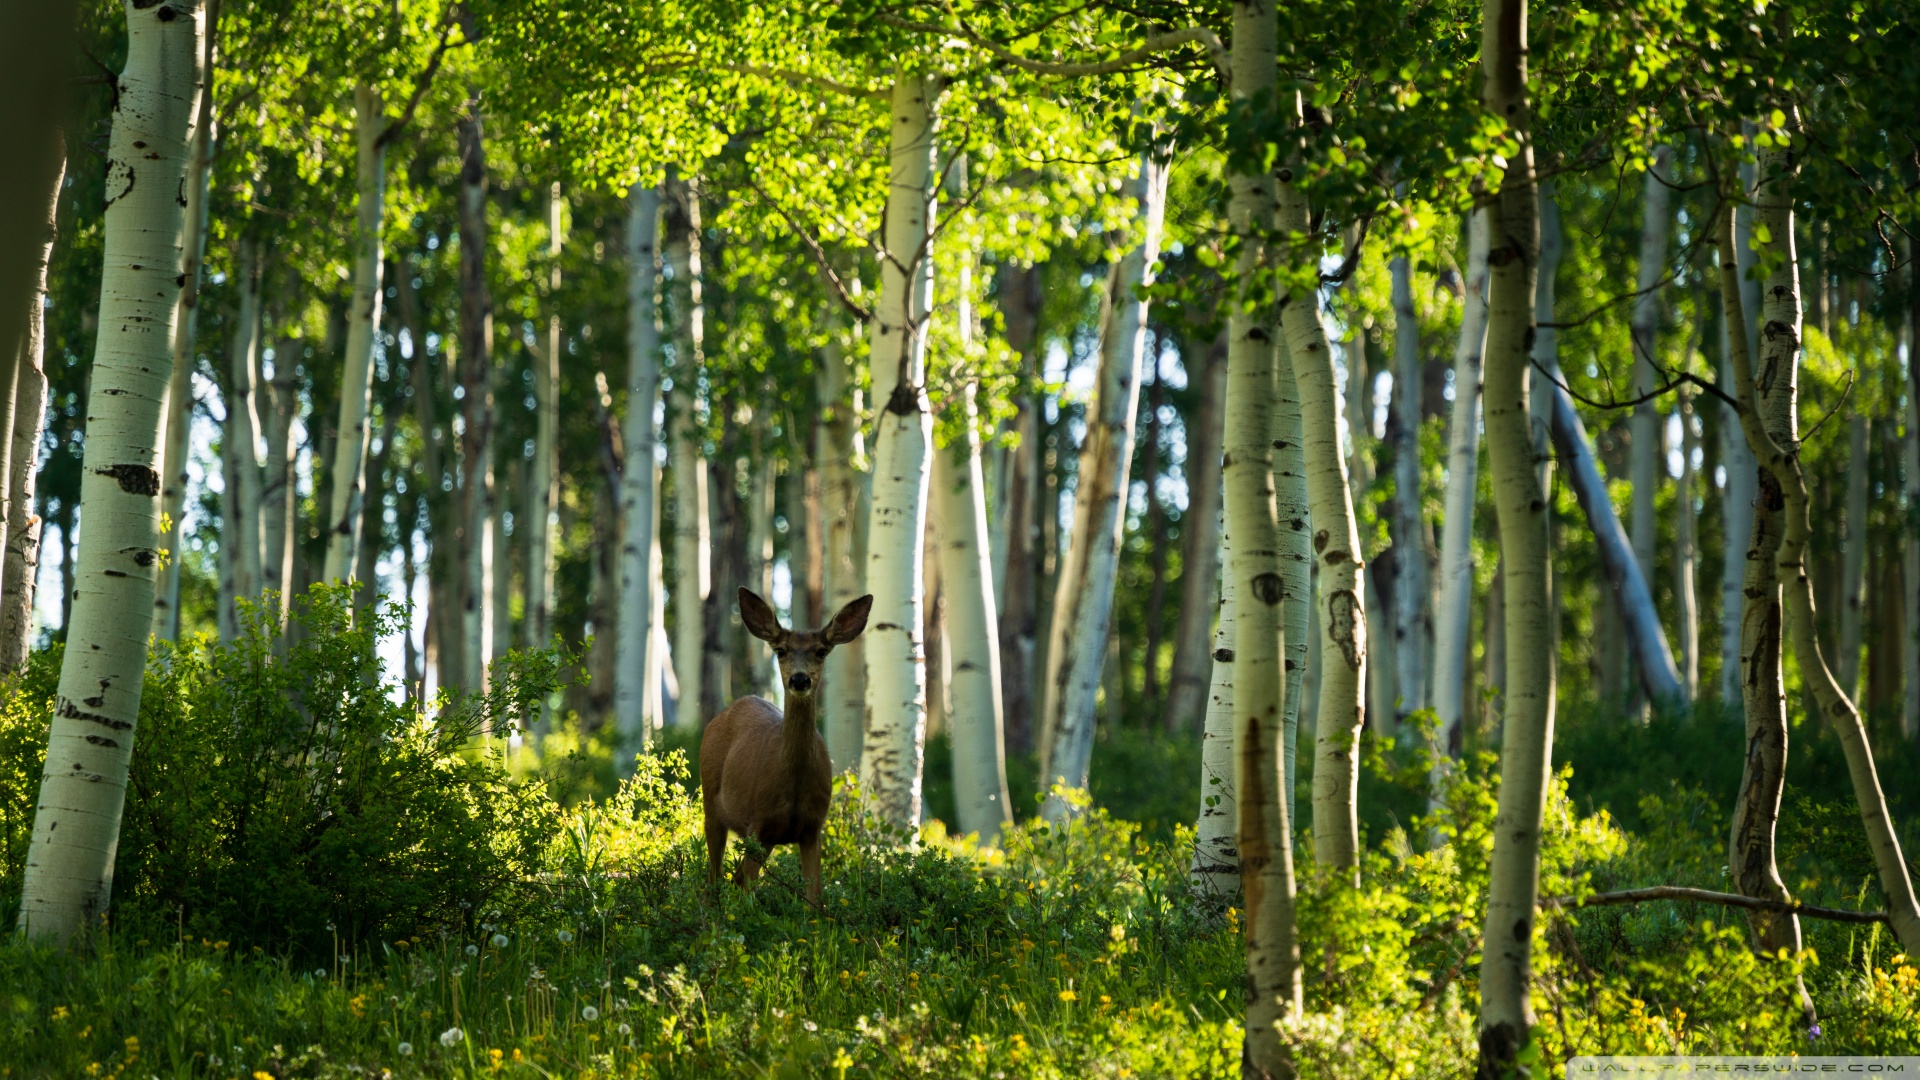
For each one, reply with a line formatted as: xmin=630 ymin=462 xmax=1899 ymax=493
xmin=5 ymin=610 xmax=1920 ymax=1077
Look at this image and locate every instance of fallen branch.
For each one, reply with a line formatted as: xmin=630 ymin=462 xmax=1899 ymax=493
xmin=1544 ymin=886 xmax=1888 ymax=925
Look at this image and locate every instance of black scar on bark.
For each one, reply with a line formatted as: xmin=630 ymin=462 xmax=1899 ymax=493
xmin=1250 ymin=572 xmax=1284 ymax=606
xmin=96 ymin=464 xmax=161 ymax=496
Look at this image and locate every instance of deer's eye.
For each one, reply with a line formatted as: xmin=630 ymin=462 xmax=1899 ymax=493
xmin=774 ymin=648 xmax=789 ymax=659
xmin=814 ymin=648 xmax=829 ymax=660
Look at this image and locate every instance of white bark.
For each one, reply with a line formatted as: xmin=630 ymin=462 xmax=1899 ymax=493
xmin=1476 ymin=0 xmax=1552 ymax=1065
xmin=748 ymin=450 xmax=776 ymax=695
xmin=260 ymin=333 xmax=297 ymax=619
xmin=818 ymin=332 xmax=868 ymax=767
xmin=1040 ymin=151 xmax=1166 ymax=820
xmin=17 ymin=0 xmax=203 ymax=942
xmin=155 ymin=86 xmax=214 ymax=642
xmin=666 ymin=177 xmax=709 ymax=730
xmin=1722 ymin=159 xmax=1761 ymax=708
xmin=616 ymin=182 xmax=662 ymax=763
xmin=1628 ymin=148 xmax=1673 ymax=631
xmin=225 ymin=239 xmax=264 ymax=606
xmin=935 ymin=391 xmax=1012 ymax=843
xmin=1432 ymin=207 xmax=1491 ymax=804
xmin=0 ymin=145 xmax=63 ymax=669
xmin=1273 ymin=339 xmax=1309 ymax=814
xmin=1189 ymin=520 xmax=1238 ymax=894
xmin=527 ymin=184 xmax=561 ymax=653
xmin=859 ymin=71 xmax=939 ymax=829
xmin=321 ymin=85 xmax=385 ymax=585
xmin=1674 ymin=397 xmax=1699 ymax=700
xmin=1388 ymin=253 xmax=1429 ymax=721
xmin=1838 ymin=413 xmax=1868 ymax=699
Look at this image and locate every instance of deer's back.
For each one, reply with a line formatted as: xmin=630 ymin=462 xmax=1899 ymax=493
xmin=700 ymin=696 xmax=831 ymax=846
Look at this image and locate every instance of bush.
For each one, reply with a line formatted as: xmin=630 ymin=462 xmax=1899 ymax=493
xmin=0 ymin=586 xmax=567 ymax=956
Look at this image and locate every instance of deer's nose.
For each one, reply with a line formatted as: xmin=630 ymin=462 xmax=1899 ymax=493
xmin=788 ymin=672 xmax=813 ymax=693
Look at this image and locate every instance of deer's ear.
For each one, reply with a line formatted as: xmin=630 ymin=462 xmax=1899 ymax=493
xmin=739 ymin=588 xmax=785 ymax=643
xmin=823 ymin=594 xmax=873 ymax=646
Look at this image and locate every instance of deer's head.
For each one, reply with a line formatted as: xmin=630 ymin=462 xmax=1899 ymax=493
xmin=739 ymin=588 xmax=873 ymax=698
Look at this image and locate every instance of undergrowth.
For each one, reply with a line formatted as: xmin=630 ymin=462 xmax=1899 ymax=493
xmin=2 ymin=588 xmax=1920 ymax=1077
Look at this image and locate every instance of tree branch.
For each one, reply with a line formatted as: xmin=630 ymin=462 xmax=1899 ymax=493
xmin=1544 ymin=886 xmax=1888 ymax=926
xmin=376 ymin=8 xmax=465 ymax=149
xmin=738 ymin=173 xmax=875 ymax=323
xmin=878 ymin=14 xmax=1227 ymax=82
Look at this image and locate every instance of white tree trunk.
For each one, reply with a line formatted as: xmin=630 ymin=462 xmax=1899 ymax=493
xmin=1722 ymin=158 xmax=1762 ymax=708
xmin=455 ymin=101 xmax=494 ymax=693
xmin=1431 ymin=207 xmax=1491 ymax=806
xmin=225 ymin=239 xmax=265 ymax=607
xmin=665 ymin=177 xmax=709 ymax=729
xmin=935 ymin=391 xmax=1012 ymax=842
xmin=260 ymin=332 xmax=297 ymax=620
xmin=1189 ymin=520 xmax=1237 ymax=894
xmin=1475 ymin=0 xmax=1553 ymax=1066
xmin=1040 ymin=150 xmax=1166 ymax=819
xmin=859 ymin=71 xmax=939 ymax=829
xmin=0 ymin=144 xmax=63 ymax=670
xmin=527 ymin=185 xmax=562 ymax=654
xmin=155 ymin=88 xmax=213 ymax=643
xmin=321 ymin=85 xmax=385 ymax=584
xmin=491 ymin=461 xmax=513 ymax=666
xmin=1272 ymin=338 xmax=1310 ymax=814
xmin=1837 ymin=414 xmax=1868 ymax=699
xmin=616 ymin=182 xmax=662 ymax=763
xmin=1628 ymin=148 xmax=1673 ymax=653
xmin=1388 ymin=253 xmax=1429 ymax=722
xmin=17 ymin=0 xmax=203 ymax=942
xmin=1674 ymin=395 xmax=1699 ymax=700
xmin=749 ymin=449 xmax=776 ymax=695
xmin=818 ymin=331 xmax=868 ymax=768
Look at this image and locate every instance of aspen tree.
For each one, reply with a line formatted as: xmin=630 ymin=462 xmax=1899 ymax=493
xmin=665 ymin=176 xmax=710 ymax=730
xmin=456 ymin=97 xmax=495 ymax=691
xmin=1040 ymin=150 xmax=1166 ymax=818
xmin=1190 ymin=521 xmax=1238 ymax=894
xmin=1432 ymin=207 xmax=1491 ymax=801
xmin=17 ymin=0 xmax=203 ymax=942
xmin=1475 ymin=0 xmax=1555 ymax=1069
xmin=1719 ymin=173 xmax=1920 ymax=962
xmin=1277 ymin=162 xmax=1369 ymax=874
xmin=1628 ymin=148 xmax=1674 ymax=673
xmin=260 ymin=329 xmax=297 ymax=620
xmin=936 ymin=156 xmax=1012 ymax=842
xmin=616 ymin=182 xmax=663 ymax=761
xmin=225 ymin=240 xmax=266 ymax=606
xmin=0 ymin=144 xmax=63 ymax=670
xmin=1721 ymin=159 xmax=1762 ymax=707
xmin=1387 ymin=253 xmax=1429 ymax=721
xmin=859 ymin=71 xmax=940 ymax=828
xmin=817 ymin=330 xmax=868 ymax=767
xmin=155 ymin=64 xmax=215 ymax=641
xmin=1273 ymin=340 xmax=1309 ymax=810
xmin=1907 ymin=240 xmax=1920 ymax=742
xmin=1225 ymin=5 xmax=1302 ymax=1075
xmin=321 ymin=84 xmax=387 ymax=585
xmin=1674 ymin=391 xmax=1699 ymax=698
xmin=527 ymin=184 xmax=563 ymax=652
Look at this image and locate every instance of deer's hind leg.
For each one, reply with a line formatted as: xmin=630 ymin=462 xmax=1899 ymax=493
xmin=704 ymin=816 xmax=729 ymax=893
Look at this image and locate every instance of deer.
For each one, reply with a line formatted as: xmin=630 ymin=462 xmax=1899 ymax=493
xmin=700 ymin=587 xmax=872 ymax=906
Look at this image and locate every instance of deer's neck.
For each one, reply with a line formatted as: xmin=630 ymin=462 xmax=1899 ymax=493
xmin=782 ymin=691 xmax=820 ymax=770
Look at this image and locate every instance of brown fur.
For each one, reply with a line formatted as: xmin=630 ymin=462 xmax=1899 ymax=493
xmin=700 ymin=588 xmax=871 ymax=905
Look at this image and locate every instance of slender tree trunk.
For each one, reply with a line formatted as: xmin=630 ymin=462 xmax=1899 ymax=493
xmin=616 ymin=182 xmax=662 ymax=761
xmin=456 ymin=98 xmax=494 ymax=693
xmin=1675 ymin=392 xmax=1699 ymax=699
xmin=1838 ymin=413 xmax=1869 ymax=699
xmin=155 ymin=83 xmax=213 ymax=642
xmin=1722 ymin=157 xmax=1764 ymax=707
xmin=321 ymin=85 xmax=386 ymax=584
xmin=1907 ymin=240 xmax=1920 ymax=743
xmin=1628 ymin=148 xmax=1673 ymax=689
xmin=489 ymin=457 xmax=512 ymax=663
xmin=858 ymin=72 xmax=940 ymax=829
xmin=1272 ymin=336 xmax=1310 ymax=816
xmin=1278 ymin=183 xmax=1369 ymax=874
xmin=225 ymin=239 xmax=265 ymax=606
xmin=1719 ymin=192 xmax=1920 ymax=965
xmin=1040 ymin=151 xmax=1165 ymax=818
xmin=17 ymin=0 xmax=202 ymax=942
xmin=1432 ymin=207 xmax=1491 ymax=803
xmin=1190 ymin=519 xmax=1238 ymax=894
xmin=996 ymin=264 xmax=1043 ymax=751
xmin=666 ymin=176 xmax=710 ymax=730
xmin=260 ymin=326 xmax=297 ymax=619
xmin=1474 ymin=0 xmax=1554 ymax=1069
xmin=0 ymin=143 xmax=63 ymax=670
xmin=1141 ymin=355 xmax=1170 ymax=701
xmin=748 ymin=445 xmax=776 ymax=695
xmin=526 ymin=184 xmax=562 ymax=652
xmin=1529 ymin=186 xmax=1561 ymax=687
xmin=818 ymin=331 xmax=867 ymax=768
xmin=1388 ymin=254 xmax=1428 ymax=722
xmin=1229 ymin=7 xmax=1303 ymax=1072
xmin=1166 ymin=331 xmax=1227 ymax=732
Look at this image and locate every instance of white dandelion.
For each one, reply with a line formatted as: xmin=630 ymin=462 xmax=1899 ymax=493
xmin=439 ymin=1027 xmax=464 ymax=1048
